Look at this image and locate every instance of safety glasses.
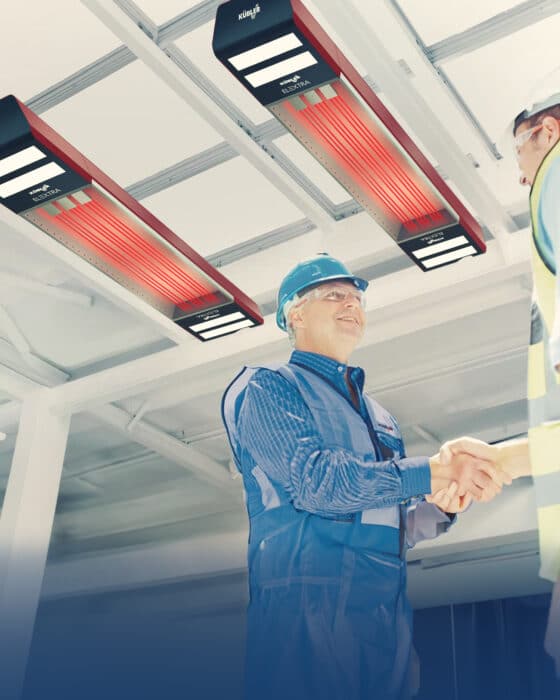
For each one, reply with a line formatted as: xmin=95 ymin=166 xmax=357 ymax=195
xmin=513 ymin=124 xmax=543 ymax=155
xmin=306 ymin=286 xmax=366 ymax=309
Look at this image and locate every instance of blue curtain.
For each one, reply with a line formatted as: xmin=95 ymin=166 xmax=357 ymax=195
xmin=414 ymin=593 xmax=559 ymax=700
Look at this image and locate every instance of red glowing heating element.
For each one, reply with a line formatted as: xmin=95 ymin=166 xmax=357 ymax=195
xmin=271 ymin=78 xmax=456 ymax=240
xmin=28 ymin=186 xmax=223 ymax=315
xmin=279 ymin=81 xmax=447 ymax=234
xmin=0 ymin=95 xmax=263 ymax=338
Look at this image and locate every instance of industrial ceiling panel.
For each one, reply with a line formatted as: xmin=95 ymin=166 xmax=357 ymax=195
xmin=186 ymin=434 xmax=232 ymax=464
xmin=133 ymin=0 xmax=206 ymax=26
xmin=41 ymin=61 xmax=224 ymax=186
xmin=396 ymin=0 xmax=523 ymax=45
xmin=380 ymin=356 xmax=527 ymax=433
xmin=175 ymin=22 xmax=273 ymax=125
xmin=1 ymin=3 xmax=120 ymax=102
xmin=442 ymin=15 xmax=560 ymax=141
xmin=442 ymin=15 xmax=560 ymax=205
xmin=360 ymin=298 xmax=529 ymax=388
xmin=61 ymin=419 xmax=148 ymax=476
xmin=1 ymin=291 xmax=166 ymax=370
xmin=79 ymin=457 xmax=192 ymax=496
xmin=358 ymin=300 xmax=529 ymax=433
xmin=141 ymin=157 xmax=305 ymax=256
xmin=0 ymin=222 xmax=78 ymax=285
xmin=145 ymin=390 xmax=224 ymax=435
xmin=56 ymin=477 xmax=105 ymax=512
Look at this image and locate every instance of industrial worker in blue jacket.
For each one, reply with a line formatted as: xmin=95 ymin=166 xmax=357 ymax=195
xmin=222 ymin=254 xmax=508 ymax=700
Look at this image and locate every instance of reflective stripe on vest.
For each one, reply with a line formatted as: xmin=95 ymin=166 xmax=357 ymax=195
xmin=528 ymin=139 xmax=560 ymax=582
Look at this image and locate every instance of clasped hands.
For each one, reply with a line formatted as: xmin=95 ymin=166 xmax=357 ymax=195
xmin=427 ymin=437 xmax=513 ymax=513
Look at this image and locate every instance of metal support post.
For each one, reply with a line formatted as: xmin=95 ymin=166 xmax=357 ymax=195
xmin=0 ymin=389 xmax=70 ymax=700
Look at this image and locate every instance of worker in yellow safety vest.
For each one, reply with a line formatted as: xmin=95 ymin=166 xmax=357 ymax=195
xmin=513 ymin=92 xmax=560 ymax=676
xmin=437 ymin=92 xmax=560 ymax=676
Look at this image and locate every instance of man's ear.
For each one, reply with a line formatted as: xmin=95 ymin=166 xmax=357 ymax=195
xmin=542 ymin=115 xmax=560 ymax=145
xmin=290 ymin=304 xmax=306 ymax=330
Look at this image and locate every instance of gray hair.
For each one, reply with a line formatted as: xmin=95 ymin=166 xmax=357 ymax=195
xmin=283 ymin=293 xmax=310 ymax=347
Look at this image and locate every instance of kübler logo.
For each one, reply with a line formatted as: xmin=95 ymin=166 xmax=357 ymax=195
xmin=238 ymin=3 xmax=260 ymax=20
xmin=280 ymin=74 xmax=302 ymax=86
xmin=29 ymin=183 xmax=51 ymax=196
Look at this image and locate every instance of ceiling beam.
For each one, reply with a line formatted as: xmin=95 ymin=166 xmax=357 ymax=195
xmin=89 ymin=404 xmax=236 ymax=492
xmin=26 ymin=0 xmax=224 ymax=114
xmin=0 ymin=367 xmax=40 ymax=402
xmin=122 ymin=274 xmax=529 ymax=417
xmin=0 ymin=350 xmax=231 ymax=487
xmin=0 ymin=271 xmax=93 ymax=307
xmin=49 ymin=321 xmax=285 ymax=415
xmin=0 ymin=308 xmax=70 ymax=385
xmin=425 ymin=0 xmax=560 ymax=63
xmin=386 ymin=0 xmax=502 ymax=160
xmin=207 ymin=219 xmax=316 ymax=269
xmin=54 ymin=488 xmax=241 ymax=542
xmin=127 ymin=142 xmax=238 ymax=200
xmin=81 ymin=0 xmax=335 ymax=234
xmin=48 ymin=232 xmax=531 ymax=414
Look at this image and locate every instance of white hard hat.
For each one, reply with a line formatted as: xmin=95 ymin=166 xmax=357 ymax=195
xmin=508 ymin=66 xmax=560 ymax=138
xmin=494 ymin=67 xmax=560 ymax=179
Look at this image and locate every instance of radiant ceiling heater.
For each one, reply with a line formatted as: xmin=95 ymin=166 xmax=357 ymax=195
xmin=0 ymin=95 xmax=263 ymax=341
xmin=213 ymin=0 xmax=486 ymax=271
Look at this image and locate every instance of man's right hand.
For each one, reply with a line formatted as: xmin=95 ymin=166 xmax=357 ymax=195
xmin=429 ymin=448 xmax=506 ymax=501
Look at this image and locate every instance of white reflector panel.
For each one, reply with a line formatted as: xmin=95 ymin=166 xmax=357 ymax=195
xmin=422 ymin=245 xmax=477 ymax=269
xmin=245 ymin=51 xmax=317 ymax=88
xmin=0 ymin=145 xmax=45 ymax=178
xmin=0 ymin=162 xmax=65 ymax=198
xmin=413 ymin=235 xmax=469 ymax=259
xmin=229 ymin=33 xmax=302 ymax=71
xmin=201 ymin=319 xmax=254 ymax=339
xmin=191 ymin=311 xmax=245 ymax=332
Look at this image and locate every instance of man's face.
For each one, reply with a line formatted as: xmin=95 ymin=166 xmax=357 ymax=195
xmin=291 ymin=280 xmax=366 ymax=363
xmin=515 ymin=116 xmax=560 ymax=186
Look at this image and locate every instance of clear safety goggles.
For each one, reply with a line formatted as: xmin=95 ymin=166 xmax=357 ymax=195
xmin=513 ymin=123 xmax=543 ymax=156
xmin=304 ymin=285 xmax=367 ymax=309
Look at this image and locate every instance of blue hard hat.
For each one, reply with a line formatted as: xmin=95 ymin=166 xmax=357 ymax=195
xmin=276 ymin=254 xmax=368 ymax=331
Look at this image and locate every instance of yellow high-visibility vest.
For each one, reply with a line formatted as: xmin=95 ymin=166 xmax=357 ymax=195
xmin=528 ymin=138 xmax=560 ymax=582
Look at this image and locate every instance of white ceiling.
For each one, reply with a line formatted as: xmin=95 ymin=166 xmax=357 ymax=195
xmin=44 ymin=60 xmax=225 ymax=185
xmin=398 ymin=0 xmax=524 ymax=44
xmin=0 ymin=0 xmax=555 ymax=605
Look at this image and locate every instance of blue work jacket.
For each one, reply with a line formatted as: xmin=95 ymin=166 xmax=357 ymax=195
xmin=222 ymin=351 xmax=454 ymax=700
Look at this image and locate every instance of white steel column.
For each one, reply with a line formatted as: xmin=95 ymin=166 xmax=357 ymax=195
xmin=0 ymin=389 xmax=71 ymax=700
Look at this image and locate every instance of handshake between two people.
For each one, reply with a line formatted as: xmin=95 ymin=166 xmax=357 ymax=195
xmin=427 ymin=436 xmax=532 ymax=513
